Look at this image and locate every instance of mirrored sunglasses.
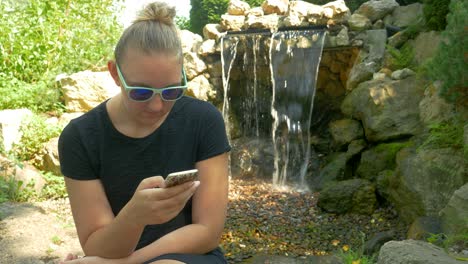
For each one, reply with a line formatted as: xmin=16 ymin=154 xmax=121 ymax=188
xmin=116 ymin=64 xmax=187 ymax=102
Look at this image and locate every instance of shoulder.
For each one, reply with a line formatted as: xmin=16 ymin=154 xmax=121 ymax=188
xmin=59 ymin=102 xmax=108 ymax=142
xmin=174 ymin=96 xmax=223 ymax=119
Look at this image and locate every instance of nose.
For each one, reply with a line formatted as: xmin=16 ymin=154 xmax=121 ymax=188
xmin=145 ymin=93 xmax=165 ymax=112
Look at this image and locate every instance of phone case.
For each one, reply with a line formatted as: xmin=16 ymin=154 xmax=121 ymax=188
xmin=165 ymin=169 xmax=198 ymax=188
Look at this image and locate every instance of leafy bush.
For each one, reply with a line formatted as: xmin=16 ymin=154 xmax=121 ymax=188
xmin=0 ymin=0 xmax=122 ymax=112
xmin=0 ymin=176 xmax=36 ymax=203
xmin=0 ymin=172 xmax=67 ymax=203
xmin=418 ymin=117 xmax=464 ymax=151
xmin=40 ymin=172 xmax=67 ymax=200
xmin=190 ymin=0 xmax=229 ymax=35
xmin=11 ymin=114 xmax=62 ymax=163
xmin=385 ymin=43 xmax=415 ymax=70
xmin=337 ymin=232 xmax=376 ymax=264
xmin=423 ymin=0 xmax=467 ymax=102
xmin=423 ymin=0 xmax=450 ymax=31
xmin=0 ymin=75 xmax=64 ymax=113
xmin=176 ymin=16 xmax=192 ymax=30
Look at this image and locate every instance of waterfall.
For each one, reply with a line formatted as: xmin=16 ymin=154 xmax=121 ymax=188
xmin=221 ymin=29 xmax=326 ymax=189
xmin=269 ymin=30 xmax=326 ymax=189
xmin=221 ymin=36 xmax=240 ymax=140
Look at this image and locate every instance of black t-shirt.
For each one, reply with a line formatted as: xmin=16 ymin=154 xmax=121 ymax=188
xmin=58 ymin=96 xmax=231 ymax=249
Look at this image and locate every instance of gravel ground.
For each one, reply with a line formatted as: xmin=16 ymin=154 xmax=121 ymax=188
xmin=222 ymin=178 xmax=408 ymax=263
xmin=0 ymin=178 xmax=408 ymax=264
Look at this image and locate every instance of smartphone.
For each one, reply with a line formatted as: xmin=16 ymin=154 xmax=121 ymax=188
xmin=165 ymin=169 xmax=199 ymax=188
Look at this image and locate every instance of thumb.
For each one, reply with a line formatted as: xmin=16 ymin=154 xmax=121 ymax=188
xmin=136 ymin=176 xmax=165 ymax=191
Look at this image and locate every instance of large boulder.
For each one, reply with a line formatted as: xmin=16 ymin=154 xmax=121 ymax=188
xmin=419 ymin=81 xmax=455 ymax=125
xmin=187 ymin=75 xmax=216 ymax=102
xmin=317 ymin=178 xmax=377 ymax=215
xmin=386 ymin=147 xmax=466 ymax=223
xmin=439 ymin=183 xmax=468 ymax=236
xmin=179 ymin=30 xmax=203 ymax=53
xmin=220 ymin=14 xmax=246 ymax=31
xmin=328 ymin=119 xmax=364 ymax=148
xmin=261 ymin=0 xmax=289 ymax=15
xmin=57 ymin=71 xmax=120 ymax=113
xmin=388 ymin=3 xmax=424 ymax=28
xmin=40 ymin=137 xmax=61 ymax=176
xmin=184 ymin=52 xmax=207 ymax=80
xmin=348 ymin=14 xmax=372 ymax=31
xmin=346 ymin=30 xmax=387 ymax=90
xmin=408 ymin=31 xmax=442 ymax=65
xmin=341 ymin=76 xmax=425 ymax=142
xmin=354 ymin=0 xmax=399 ymax=22
xmin=228 ymin=0 xmax=250 ymax=16
xmin=378 ymin=240 xmax=463 ymax=264
xmin=357 ymin=142 xmax=411 ymax=181
xmin=0 ymin=109 xmax=33 ymax=152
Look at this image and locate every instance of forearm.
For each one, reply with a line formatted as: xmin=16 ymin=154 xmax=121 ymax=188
xmin=128 ymin=223 xmax=221 ymax=263
xmin=83 ymin=206 xmax=145 ymax=258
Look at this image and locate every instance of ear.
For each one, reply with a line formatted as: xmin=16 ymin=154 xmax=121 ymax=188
xmin=108 ymin=60 xmax=121 ymax=87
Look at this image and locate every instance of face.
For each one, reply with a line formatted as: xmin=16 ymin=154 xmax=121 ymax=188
xmin=110 ymin=49 xmax=184 ymax=126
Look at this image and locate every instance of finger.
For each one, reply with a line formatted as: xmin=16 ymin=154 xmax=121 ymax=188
xmin=136 ymin=176 xmax=165 ymax=191
xmin=153 ymin=180 xmax=199 ymax=200
xmin=161 ymin=181 xmax=201 ymax=208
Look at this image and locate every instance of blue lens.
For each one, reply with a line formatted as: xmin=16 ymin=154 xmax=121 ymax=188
xmin=129 ymin=89 xmax=153 ymax=101
xmin=161 ymin=88 xmax=184 ymax=100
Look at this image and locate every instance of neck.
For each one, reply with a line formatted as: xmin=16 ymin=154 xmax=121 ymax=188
xmin=107 ymin=95 xmax=168 ymax=138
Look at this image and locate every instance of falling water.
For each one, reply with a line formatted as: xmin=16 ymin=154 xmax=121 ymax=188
xmin=221 ymin=29 xmax=326 ymax=189
xmin=221 ymin=36 xmax=240 ymax=140
xmin=270 ymin=30 xmax=326 ymax=189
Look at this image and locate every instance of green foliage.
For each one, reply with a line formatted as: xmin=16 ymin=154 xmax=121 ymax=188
xmin=402 ymin=23 xmax=424 ymax=40
xmin=190 ymin=0 xmax=229 ymax=35
xmin=375 ymin=141 xmax=413 ymax=166
xmin=0 ymin=176 xmax=35 ymax=203
xmin=339 ymin=248 xmax=376 ymax=264
xmin=385 ymin=43 xmax=415 ymax=70
xmin=0 ymin=0 xmax=123 ymax=112
xmin=418 ymin=117 xmax=464 ymax=151
xmin=0 ymin=171 xmax=67 ymax=203
xmin=40 ymin=172 xmax=67 ymax=200
xmin=175 ymin=16 xmax=191 ymax=30
xmin=427 ymin=230 xmax=468 ymax=260
xmin=337 ymin=232 xmax=376 ymax=264
xmin=423 ymin=0 xmax=450 ymax=31
xmin=0 ymin=75 xmax=64 ymax=113
xmin=11 ymin=114 xmax=62 ymax=163
xmin=423 ymin=0 xmax=467 ymax=102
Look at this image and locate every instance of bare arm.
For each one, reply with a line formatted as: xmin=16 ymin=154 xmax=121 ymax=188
xmin=127 ymin=152 xmax=230 ymax=263
xmin=65 ymin=176 xmax=198 ymax=258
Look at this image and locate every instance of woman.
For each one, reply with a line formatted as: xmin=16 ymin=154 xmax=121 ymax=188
xmin=58 ymin=2 xmax=230 ymax=263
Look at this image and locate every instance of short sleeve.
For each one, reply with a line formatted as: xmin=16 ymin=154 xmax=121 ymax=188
xmin=196 ymin=104 xmax=231 ymax=162
xmin=58 ymin=122 xmax=98 ymax=180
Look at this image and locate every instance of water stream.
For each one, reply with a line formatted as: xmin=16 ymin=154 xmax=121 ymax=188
xmin=221 ymin=30 xmax=326 ymax=189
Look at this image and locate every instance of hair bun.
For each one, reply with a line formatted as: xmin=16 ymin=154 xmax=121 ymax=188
xmin=133 ymin=1 xmax=176 ymax=26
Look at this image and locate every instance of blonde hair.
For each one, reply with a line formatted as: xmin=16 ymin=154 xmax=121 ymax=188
xmin=114 ymin=2 xmax=182 ymax=65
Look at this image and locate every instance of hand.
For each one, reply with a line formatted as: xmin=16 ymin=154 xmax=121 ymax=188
xmin=123 ymin=176 xmax=200 ymax=227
